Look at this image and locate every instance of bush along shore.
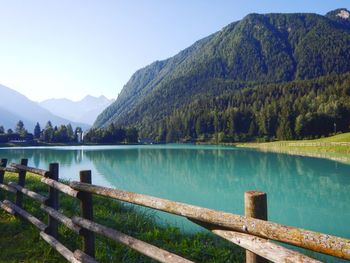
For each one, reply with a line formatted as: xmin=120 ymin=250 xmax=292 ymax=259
xmin=0 ymin=173 xmax=243 ymax=262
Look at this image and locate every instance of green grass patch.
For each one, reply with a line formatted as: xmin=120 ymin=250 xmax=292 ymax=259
xmin=237 ymin=132 xmax=350 ymax=164
xmin=0 ymin=173 xmax=243 ymax=262
xmin=310 ymin=132 xmax=350 ymax=142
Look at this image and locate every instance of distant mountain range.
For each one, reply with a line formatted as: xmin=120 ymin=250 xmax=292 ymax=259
xmin=0 ymin=84 xmax=90 ymax=131
xmin=39 ymin=95 xmax=114 ymax=126
xmin=92 ymin=8 xmax=350 ymax=141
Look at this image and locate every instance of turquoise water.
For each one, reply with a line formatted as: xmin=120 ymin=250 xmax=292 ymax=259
xmin=0 ymin=145 xmax=349 ymax=261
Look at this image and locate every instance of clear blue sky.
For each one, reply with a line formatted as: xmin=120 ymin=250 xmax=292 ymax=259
xmin=0 ymin=0 xmax=348 ymax=101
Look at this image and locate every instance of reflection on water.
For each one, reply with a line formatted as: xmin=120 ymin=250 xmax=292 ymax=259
xmin=1 ymin=145 xmax=349 ymax=261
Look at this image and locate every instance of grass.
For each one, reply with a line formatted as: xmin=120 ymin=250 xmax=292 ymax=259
xmin=237 ymin=132 xmax=350 ymax=164
xmin=310 ymin=132 xmax=350 ymax=142
xmin=0 ymin=173 xmax=244 ymax=263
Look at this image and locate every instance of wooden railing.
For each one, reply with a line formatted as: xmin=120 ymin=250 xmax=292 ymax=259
xmin=0 ymin=158 xmax=349 ymax=263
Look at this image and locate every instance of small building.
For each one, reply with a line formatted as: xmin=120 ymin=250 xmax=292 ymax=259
xmin=76 ymin=131 xmax=83 ymax=143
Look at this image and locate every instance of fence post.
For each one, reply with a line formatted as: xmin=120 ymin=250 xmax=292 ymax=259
xmin=79 ymin=170 xmax=95 ymax=258
xmin=245 ymin=191 xmax=268 ymax=263
xmin=0 ymin=159 xmax=8 ymax=200
xmin=16 ymin=158 xmax=28 ymax=207
xmin=0 ymin=159 xmax=7 ymax=184
xmin=45 ymin=163 xmax=59 ymax=238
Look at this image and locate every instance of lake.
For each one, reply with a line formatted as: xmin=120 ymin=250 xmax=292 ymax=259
xmin=0 ymin=144 xmax=349 ymax=262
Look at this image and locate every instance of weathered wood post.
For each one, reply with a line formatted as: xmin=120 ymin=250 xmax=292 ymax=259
xmin=45 ymin=163 xmax=59 ymax=238
xmin=245 ymin=191 xmax=268 ymax=263
xmin=79 ymin=170 xmax=95 ymax=258
xmin=0 ymin=159 xmax=8 ymax=200
xmin=15 ymin=158 xmax=28 ymax=207
xmin=0 ymin=159 xmax=8 ymax=184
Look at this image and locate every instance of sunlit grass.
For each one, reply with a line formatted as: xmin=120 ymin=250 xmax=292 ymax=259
xmin=237 ymin=132 xmax=350 ymax=163
xmin=0 ymin=173 xmax=243 ymax=262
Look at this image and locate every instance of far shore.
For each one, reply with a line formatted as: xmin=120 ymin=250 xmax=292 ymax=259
xmin=235 ymin=133 xmax=350 ymax=164
xmin=0 ymin=141 xmax=141 ymax=148
xmin=1 ymin=133 xmax=350 ymax=164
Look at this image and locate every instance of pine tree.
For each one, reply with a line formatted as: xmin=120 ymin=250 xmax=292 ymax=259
xmin=15 ymin=120 xmax=27 ymax=137
xmin=34 ymin=122 xmax=41 ymax=139
xmin=67 ymin=124 xmax=74 ymax=141
xmin=43 ymin=121 xmax=54 ymax=142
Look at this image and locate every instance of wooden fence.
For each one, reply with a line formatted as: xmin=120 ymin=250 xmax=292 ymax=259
xmin=0 ymin=158 xmax=349 ymax=263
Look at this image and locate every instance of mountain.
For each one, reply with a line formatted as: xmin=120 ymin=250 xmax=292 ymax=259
xmin=0 ymin=84 xmax=89 ymax=131
xmin=93 ymin=9 xmax=350 ymax=141
xmin=40 ymin=95 xmax=114 ymax=125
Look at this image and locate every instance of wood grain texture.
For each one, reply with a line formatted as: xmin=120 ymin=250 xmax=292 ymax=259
xmin=2 ymin=200 xmax=47 ymax=231
xmin=73 ymin=216 xmax=193 ymax=263
xmin=41 ymin=204 xmax=81 ymax=234
xmin=70 ymin=181 xmax=350 ymax=260
xmin=73 ymin=250 xmax=99 ymax=263
xmin=213 ymin=230 xmax=321 ymax=263
xmin=41 ymin=177 xmax=78 ymax=198
xmin=8 ymin=182 xmax=47 ymax=203
xmin=10 ymin=163 xmax=49 ymax=177
xmin=15 ymin=159 xmax=28 ymax=207
xmin=40 ymin=231 xmax=82 ymax=263
xmin=245 ymin=191 xmax=268 ymax=263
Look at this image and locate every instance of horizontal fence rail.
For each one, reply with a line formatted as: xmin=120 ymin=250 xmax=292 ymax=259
xmin=2 ymin=199 xmax=47 ymax=231
xmin=69 ymin=181 xmax=350 ymax=260
xmin=41 ymin=177 xmax=79 ymax=198
xmin=0 ymin=183 xmax=16 ymax=193
xmin=11 ymin=163 xmax=49 ymax=177
xmin=211 ymin=229 xmax=321 ymax=263
xmin=0 ymin=166 xmax=19 ymax=173
xmin=0 ymin=158 xmax=348 ymax=263
xmin=72 ymin=216 xmax=194 ymax=263
xmin=41 ymin=204 xmax=82 ymax=234
xmin=8 ymin=181 xmax=47 ymax=203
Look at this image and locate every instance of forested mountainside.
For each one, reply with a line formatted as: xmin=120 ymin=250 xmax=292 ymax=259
xmin=92 ymin=9 xmax=350 ymax=142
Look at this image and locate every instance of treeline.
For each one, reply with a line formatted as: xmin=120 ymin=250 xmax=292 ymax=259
xmin=140 ymin=73 xmax=350 ymax=142
xmin=38 ymin=122 xmax=82 ymax=143
xmin=0 ymin=121 xmax=34 ymax=143
xmin=87 ymin=74 xmax=350 ymax=144
xmin=0 ymin=121 xmax=82 ymax=143
xmin=0 ymin=120 xmax=139 ymax=144
xmin=84 ymin=124 xmax=138 ymax=144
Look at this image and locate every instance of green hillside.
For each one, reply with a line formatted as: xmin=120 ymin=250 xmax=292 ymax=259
xmin=92 ymin=9 xmax=350 ymax=143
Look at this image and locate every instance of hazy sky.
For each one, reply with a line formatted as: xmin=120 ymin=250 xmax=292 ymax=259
xmin=0 ymin=1 xmax=348 ymax=101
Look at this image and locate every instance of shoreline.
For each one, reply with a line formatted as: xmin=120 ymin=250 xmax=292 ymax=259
xmin=235 ymin=135 xmax=350 ymax=164
xmin=0 ymin=142 xmax=141 ymax=148
xmin=237 ymin=144 xmax=350 ymax=164
xmin=1 ymin=135 xmax=350 ymax=165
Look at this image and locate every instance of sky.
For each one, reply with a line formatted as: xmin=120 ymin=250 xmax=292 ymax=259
xmin=0 ymin=0 xmax=349 ymax=102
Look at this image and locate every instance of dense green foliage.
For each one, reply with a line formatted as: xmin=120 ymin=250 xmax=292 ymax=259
xmin=92 ymin=72 xmax=350 ymax=144
xmin=94 ymin=9 xmax=350 ymax=143
xmin=41 ymin=121 xmax=80 ymax=143
xmin=0 ymin=121 xmax=33 ymax=143
xmin=0 ymin=173 xmax=243 ymax=262
xmin=149 ymin=73 xmax=350 ymax=142
xmin=84 ymin=124 xmax=138 ymax=144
